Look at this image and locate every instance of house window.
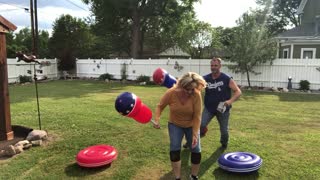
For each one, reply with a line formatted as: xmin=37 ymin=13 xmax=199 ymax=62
xmin=282 ymin=48 xmax=289 ymax=58
xmin=301 ymin=48 xmax=316 ymax=59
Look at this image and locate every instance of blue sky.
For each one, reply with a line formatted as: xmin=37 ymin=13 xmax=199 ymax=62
xmin=0 ymin=0 xmax=257 ymax=34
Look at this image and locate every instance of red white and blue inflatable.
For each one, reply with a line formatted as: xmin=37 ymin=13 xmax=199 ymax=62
xmin=152 ymin=68 xmax=176 ymax=88
xmin=115 ymin=92 xmax=153 ymax=124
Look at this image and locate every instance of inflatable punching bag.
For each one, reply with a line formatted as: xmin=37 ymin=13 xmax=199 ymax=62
xmin=152 ymin=68 xmax=176 ymax=88
xmin=115 ymin=92 xmax=153 ymax=124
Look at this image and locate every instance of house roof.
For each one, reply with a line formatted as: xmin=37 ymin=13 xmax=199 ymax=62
xmin=158 ymin=46 xmax=190 ymax=57
xmin=276 ymin=23 xmax=318 ymax=38
xmin=0 ymin=15 xmax=17 ymax=33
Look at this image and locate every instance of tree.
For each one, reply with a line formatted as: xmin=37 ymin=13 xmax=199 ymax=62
xmin=37 ymin=30 xmax=50 ymax=58
xmin=256 ymin=0 xmax=302 ymax=35
xmin=228 ymin=11 xmax=277 ymax=87
xmin=49 ymin=15 xmax=95 ymax=70
xmin=83 ymin=0 xmax=200 ymax=58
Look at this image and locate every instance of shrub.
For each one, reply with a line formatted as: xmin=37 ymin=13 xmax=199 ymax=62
xmin=99 ymin=73 xmax=114 ymax=81
xmin=136 ymin=75 xmax=150 ymax=82
xmin=299 ymin=80 xmax=310 ymax=90
xmin=19 ymin=75 xmax=32 ymax=83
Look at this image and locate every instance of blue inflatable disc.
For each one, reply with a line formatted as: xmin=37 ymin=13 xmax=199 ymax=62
xmin=218 ymin=152 xmax=262 ymax=173
xmin=114 ymin=92 xmax=137 ymax=115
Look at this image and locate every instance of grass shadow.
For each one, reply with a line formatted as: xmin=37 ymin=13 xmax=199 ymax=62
xmin=159 ymin=148 xmax=191 ymax=179
xmin=64 ymin=163 xmax=111 ymax=177
xmin=213 ymin=168 xmax=260 ymax=180
xmin=198 ymin=147 xmax=225 ymax=178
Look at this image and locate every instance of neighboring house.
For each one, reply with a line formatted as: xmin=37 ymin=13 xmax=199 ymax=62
xmin=110 ymin=45 xmax=191 ymax=59
xmin=275 ymin=0 xmax=320 ymax=59
xmin=156 ymin=45 xmax=190 ymax=59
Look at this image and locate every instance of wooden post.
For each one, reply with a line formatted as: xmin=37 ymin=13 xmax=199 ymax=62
xmin=0 ymin=16 xmax=17 ymax=141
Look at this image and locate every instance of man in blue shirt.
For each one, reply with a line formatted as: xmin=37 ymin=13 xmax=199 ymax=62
xmin=201 ymin=57 xmax=242 ymax=148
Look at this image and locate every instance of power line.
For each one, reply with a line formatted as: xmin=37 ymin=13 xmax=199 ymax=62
xmin=65 ymin=0 xmax=88 ymax=11
xmin=0 ymin=2 xmax=29 ymax=11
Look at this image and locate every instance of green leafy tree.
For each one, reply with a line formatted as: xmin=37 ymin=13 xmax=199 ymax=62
xmin=37 ymin=30 xmax=50 ymax=58
xmin=256 ymin=0 xmax=302 ymax=35
xmin=6 ymin=32 xmax=19 ymax=58
xmin=83 ymin=0 xmax=200 ymax=58
xmin=49 ymin=14 xmax=95 ymax=70
xmin=6 ymin=28 xmax=50 ymax=58
xmin=228 ymin=11 xmax=277 ymax=87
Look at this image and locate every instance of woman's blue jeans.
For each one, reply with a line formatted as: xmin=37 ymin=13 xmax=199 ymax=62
xmin=168 ymin=122 xmax=201 ymax=153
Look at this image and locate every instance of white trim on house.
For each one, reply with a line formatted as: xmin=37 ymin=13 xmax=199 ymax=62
xmin=283 ymin=48 xmax=289 ymax=59
xmin=276 ymin=36 xmax=320 ymax=40
xmin=300 ymin=48 xmax=316 ymax=59
xmin=290 ymin=44 xmax=294 ymax=58
xmin=281 ymin=41 xmax=320 ymax=46
xmin=297 ymin=0 xmax=308 ymax=15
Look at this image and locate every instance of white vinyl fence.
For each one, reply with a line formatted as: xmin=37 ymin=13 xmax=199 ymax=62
xmin=77 ymin=58 xmax=320 ymax=90
xmin=7 ymin=58 xmax=59 ymax=83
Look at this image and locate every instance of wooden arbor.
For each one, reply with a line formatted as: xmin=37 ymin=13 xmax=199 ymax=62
xmin=0 ymin=16 xmax=17 ymax=141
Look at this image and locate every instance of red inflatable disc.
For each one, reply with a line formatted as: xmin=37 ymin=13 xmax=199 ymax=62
xmin=76 ymin=145 xmax=118 ymax=168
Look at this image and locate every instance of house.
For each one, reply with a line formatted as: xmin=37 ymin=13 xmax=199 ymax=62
xmin=156 ymin=45 xmax=190 ymax=59
xmin=275 ymin=0 xmax=320 ymax=59
xmin=110 ymin=45 xmax=191 ymax=59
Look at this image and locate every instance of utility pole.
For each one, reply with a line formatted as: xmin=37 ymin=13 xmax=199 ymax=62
xmin=30 ymin=0 xmax=41 ymax=130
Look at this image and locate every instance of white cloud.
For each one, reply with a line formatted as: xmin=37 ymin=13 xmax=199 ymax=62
xmin=194 ymin=0 xmax=258 ymax=27
xmin=1 ymin=3 xmax=90 ymax=35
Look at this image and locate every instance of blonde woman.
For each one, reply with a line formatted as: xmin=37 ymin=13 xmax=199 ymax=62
xmin=153 ymin=72 xmax=206 ymax=180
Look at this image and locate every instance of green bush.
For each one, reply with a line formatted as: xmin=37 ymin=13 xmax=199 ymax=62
xmin=19 ymin=75 xmax=32 ymax=83
xmin=136 ymin=75 xmax=150 ymax=82
xmin=299 ymin=80 xmax=310 ymax=90
xmin=99 ymin=73 xmax=114 ymax=81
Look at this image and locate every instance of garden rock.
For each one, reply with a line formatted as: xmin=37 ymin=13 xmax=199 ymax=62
xmin=4 ymin=145 xmax=16 ymax=156
xmin=271 ymin=87 xmax=279 ymax=92
xmin=31 ymin=140 xmax=42 ymax=146
xmin=14 ymin=144 xmax=24 ymax=154
xmin=282 ymin=88 xmax=289 ymax=92
xmin=0 ymin=150 xmax=5 ymax=157
xmin=26 ymin=130 xmax=48 ymax=141
xmin=15 ymin=140 xmax=32 ymax=149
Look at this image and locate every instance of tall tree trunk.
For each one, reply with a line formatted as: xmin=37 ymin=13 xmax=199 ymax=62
xmin=131 ymin=8 xmax=141 ymax=58
xmin=246 ymin=67 xmax=251 ymax=87
xmin=140 ymin=26 xmax=145 ymax=58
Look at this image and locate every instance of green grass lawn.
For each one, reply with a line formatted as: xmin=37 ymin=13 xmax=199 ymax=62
xmin=1 ymin=80 xmax=319 ymax=179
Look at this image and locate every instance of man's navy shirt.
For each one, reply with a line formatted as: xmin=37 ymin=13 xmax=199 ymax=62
xmin=203 ymin=72 xmax=232 ymax=114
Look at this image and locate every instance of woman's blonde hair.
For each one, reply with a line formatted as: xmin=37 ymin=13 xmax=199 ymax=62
xmin=177 ymin=72 xmax=206 ymax=90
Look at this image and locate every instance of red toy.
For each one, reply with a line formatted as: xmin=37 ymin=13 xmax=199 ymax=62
xmin=115 ymin=92 xmax=155 ymax=124
xmin=152 ymin=68 xmax=166 ymax=85
xmin=76 ymin=145 xmax=118 ymax=168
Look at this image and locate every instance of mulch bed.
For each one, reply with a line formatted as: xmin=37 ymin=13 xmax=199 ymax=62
xmin=0 ymin=125 xmax=33 ymax=150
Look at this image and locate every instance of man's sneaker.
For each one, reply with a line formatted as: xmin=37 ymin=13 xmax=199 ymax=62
xmin=200 ymin=127 xmax=208 ymax=137
xmin=190 ymin=174 xmax=199 ymax=180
